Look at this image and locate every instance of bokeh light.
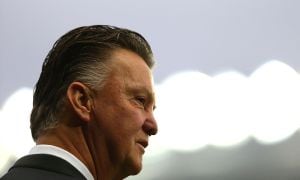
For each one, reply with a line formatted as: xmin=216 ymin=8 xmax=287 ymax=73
xmin=1 ymin=60 xmax=300 ymax=161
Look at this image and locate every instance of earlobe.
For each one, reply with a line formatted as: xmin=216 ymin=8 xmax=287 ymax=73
xmin=67 ymin=82 xmax=93 ymax=122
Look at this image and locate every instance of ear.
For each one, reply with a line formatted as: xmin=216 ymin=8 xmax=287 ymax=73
xmin=66 ymin=82 xmax=93 ymax=122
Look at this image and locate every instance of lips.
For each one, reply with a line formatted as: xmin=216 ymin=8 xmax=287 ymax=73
xmin=136 ymin=138 xmax=148 ymax=154
xmin=137 ymin=140 xmax=148 ymax=149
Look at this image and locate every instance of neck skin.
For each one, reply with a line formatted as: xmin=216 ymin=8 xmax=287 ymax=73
xmin=36 ymin=116 xmax=124 ymax=180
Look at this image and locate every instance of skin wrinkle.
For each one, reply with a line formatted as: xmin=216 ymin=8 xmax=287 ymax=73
xmin=77 ymin=49 xmax=157 ymax=179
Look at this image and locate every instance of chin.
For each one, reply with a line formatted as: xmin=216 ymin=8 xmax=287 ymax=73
xmin=131 ymin=161 xmax=143 ymax=175
xmin=122 ymin=164 xmax=142 ymax=179
xmin=126 ymin=158 xmax=143 ymax=176
xmin=123 ymin=150 xmax=144 ymax=177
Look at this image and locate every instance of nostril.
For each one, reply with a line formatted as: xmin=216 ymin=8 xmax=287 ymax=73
xmin=142 ymin=120 xmax=158 ymax=136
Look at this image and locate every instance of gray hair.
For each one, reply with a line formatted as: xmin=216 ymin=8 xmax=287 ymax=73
xmin=30 ymin=25 xmax=154 ymax=140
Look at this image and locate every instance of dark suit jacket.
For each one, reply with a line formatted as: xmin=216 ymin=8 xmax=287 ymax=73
xmin=1 ymin=154 xmax=86 ymax=180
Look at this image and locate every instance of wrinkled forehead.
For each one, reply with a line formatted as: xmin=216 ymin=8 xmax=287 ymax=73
xmin=108 ymin=49 xmax=154 ymax=81
xmin=102 ymin=49 xmax=156 ymax=106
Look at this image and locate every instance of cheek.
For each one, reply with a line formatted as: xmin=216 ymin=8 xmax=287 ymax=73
xmin=93 ymin=98 xmax=145 ymax=139
xmin=123 ymin=110 xmax=145 ymax=133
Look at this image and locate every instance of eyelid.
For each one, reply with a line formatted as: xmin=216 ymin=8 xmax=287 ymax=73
xmin=133 ymin=92 xmax=156 ymax=110
xmin=135 ymin=96 xmax=146 ymax=105
xmin=138 ymin=97 xmax=156 ymax=111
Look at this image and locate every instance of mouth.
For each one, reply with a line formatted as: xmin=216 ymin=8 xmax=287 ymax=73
xmin=136 ymin=140 xmax=148 ymax=153
xmin=137 ymin=140 xmax=148 ymax=148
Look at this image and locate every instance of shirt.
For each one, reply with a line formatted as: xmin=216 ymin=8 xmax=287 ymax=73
xmin=29 ymin=144 xmax=94 ymax=180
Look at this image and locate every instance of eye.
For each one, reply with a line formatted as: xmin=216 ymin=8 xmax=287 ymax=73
xmin=135 ymin=96 xmax=146 ymax=107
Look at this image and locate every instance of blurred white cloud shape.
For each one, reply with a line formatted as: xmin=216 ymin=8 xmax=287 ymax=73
xmin=151 ymin=60 xmax=300 ymax=155
xmin=248 ymin=61 xmax=300 ymax=143
xmin=0 ymin=88 xmax=34 ymax=159
xmin=1 ymin=60 xmax=300 ymax=160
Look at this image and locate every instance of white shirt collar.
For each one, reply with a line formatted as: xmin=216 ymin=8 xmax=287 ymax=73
xmin=29 ymin=144 xmax=94 ymax=180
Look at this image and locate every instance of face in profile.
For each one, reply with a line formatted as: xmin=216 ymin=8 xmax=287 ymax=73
xmin=86 ymin=49 xmax=158 ymax=178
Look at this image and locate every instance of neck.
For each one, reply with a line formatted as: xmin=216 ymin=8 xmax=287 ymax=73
xmin=81 ymin=122 xmax=126 ymax=180
xmin=36 ymin=123 xmax=98 ymax=178
xmin=36 ymin=122 xmax=125 ymax=180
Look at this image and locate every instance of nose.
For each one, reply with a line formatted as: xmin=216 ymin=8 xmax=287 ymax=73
xmin=142 ymin=111 xmax=158 ymax=136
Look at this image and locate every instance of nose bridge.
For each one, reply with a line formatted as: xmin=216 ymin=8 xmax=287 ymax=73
xmin=143 ymin=110 xmax=158 ymax=136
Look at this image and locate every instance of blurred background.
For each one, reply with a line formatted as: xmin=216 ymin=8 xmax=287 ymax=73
xmin=1 ymin=0 xmax=300 ymax=179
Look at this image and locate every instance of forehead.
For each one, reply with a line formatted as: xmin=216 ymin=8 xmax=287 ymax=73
xmin=108 ymin=49 xmax=154 ymax=84
xmin=95 ymin=49 xmax=156 ymax=107
xmin=106 ymin=49 xmax=156 ymax=102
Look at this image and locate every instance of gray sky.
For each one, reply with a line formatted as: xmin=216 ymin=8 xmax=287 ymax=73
xmin=1 ymin=0 xmax=300 ymax=105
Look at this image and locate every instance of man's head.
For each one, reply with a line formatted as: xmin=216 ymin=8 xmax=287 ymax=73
xmin=30 ymin=25 xmax=158 ymax=178
xmin=84 ymin=48 xmax=158 ymax=177
xmin=30 ymin=25 xmax=154 ymax=140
